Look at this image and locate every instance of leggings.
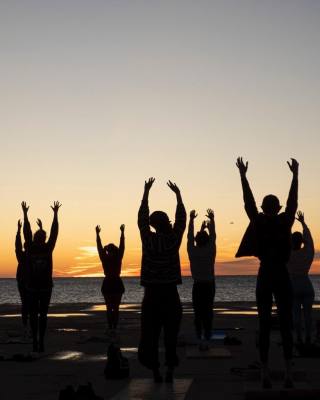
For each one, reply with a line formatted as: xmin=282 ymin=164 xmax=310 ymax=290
xmin=291 ymin=275 xmax=315 ymax=342
xmin=27 ymin=289 xmax=52 ymax=346
xmin=192 ymin=280 xmax=215 ymax=340
xmin=256 ymin=267 xmax=293 ymax=363
xmin=138 ymin=285 xmax=182 ymax=369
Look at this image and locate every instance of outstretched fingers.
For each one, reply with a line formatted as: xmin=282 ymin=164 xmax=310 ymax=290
xmin=51 ymin=201 xmax=62 ymax=213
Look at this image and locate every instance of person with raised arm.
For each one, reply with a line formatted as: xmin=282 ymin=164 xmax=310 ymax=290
xmin=287 ymin=211 xmax=315 ymax=346
xmin=95 ymin=224 xmax=125 ymax=333
xmin=187 ymin=209 xmax=216 ymax=351
xmin=22 ymin=200 xmax=61 ymax=353
xmin=138 ymin=178 xmax=186 ymax=383
xmin=236 ymin=157 xmax=298 ymax=389
xmin=15 ymin=219 xmax=29 ymax=338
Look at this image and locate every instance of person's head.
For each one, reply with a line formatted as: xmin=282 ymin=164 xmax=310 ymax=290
xmin=33 ymin=229 xmax=46 ymax=245
xmin=104 ymin=243 xmax=119 ymax=257
xmin=195 ymin=231 xmax=209 ymax=247
xmin=292 ymin=231 xmax=304 ymax=250
xmin=261 ymin=195 xmax=282 ymax=216
xmin=149 ymin=211 xmax=172 ymax=234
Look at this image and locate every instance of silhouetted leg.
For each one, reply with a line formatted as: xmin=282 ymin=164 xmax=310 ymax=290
xmin=274 ymin=272 xmax=294 ymax=388
xmin=18 ymin=283 xmax=28 ymax=329
xmin=256 ymin=271 xmax=273 ymax=388
xmin=292 ymin=296 xmax=303 ymax=344
xmin=203 ymin=281 xmax=215 ymax=341
xmin=38 ymin=289 xmax=52 ymax=352
xmin=302 ymin=279 xmax=315 ymax=344
xmin=138 ymin=289 xmax=162 ymax=372
xmin=192 ymin=283 xmax=202 ymax=339
xmin=111 ymin=293 xmax=122 ymax=329
xmin=163 ymin=287 xmax=182 ymax=380
xmin=28 ymin=291 xmax=40 ymax=352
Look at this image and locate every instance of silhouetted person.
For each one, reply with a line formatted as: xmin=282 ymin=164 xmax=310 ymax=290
xmin=96 ymin=224 xmax=125 ymax=333
xmin=236 ymin=157 xmax=298 ymax=389
xmin=15 ymin=219 xmax=29 ymax=337
xmin=138 ymin=178 xmax=186 ymax=383
xmin=287 ymin=211 xmax=315 ymax=345
xmin=187 ymin=209 xmax=216 ymax=350
xmin=22 ymin=201 xmax=61 ymax=352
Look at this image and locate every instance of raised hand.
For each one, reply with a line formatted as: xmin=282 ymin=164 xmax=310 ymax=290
xmin=206 ymin=208 xmax=214 ymax=221
xmin=21 ymin=201 xmax=29 ymax=214
xmin=190 ymin=210 xmax=198 ymax=220
xmin=17 ymin=220 xmax=22 ymax=231
xmin=296 ymin=211 xmax=304 ymax=224
xmin=36 ymin=219 xmax=43 ymax=230
xmin=51 ymin=201 xmax=62 ymax=213
xmin=287 ymin=158 xmax=299 ymax=176
xmin=236 ymin=157 xmax=248 ymax=175
xmin=144 ymin=177 xmax=155 ymax=192
xmin=96 ymin=225 xmax=101 ymax=234
xmin=120 ymin=224 xmax=125 ymax=232
xmin=167 ymin=180 xmax=180 ymax=194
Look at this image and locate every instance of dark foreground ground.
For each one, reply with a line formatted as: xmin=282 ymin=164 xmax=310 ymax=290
xmin=0 ymin=302 xmax=320 ymax=400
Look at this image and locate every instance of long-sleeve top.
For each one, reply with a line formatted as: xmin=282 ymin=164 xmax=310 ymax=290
xmin=236 ymin=173 xmax=298 ymax=266
xmin=287 ymin=223 xmax=314 ymax=276
xmin=97 ymin=232 xmax=124 ymax=279
xmin=138 ymin=196 xmax=186 ymax=286
xmin=23 ymin=215 xmax=59 ymax=291
xmin=187 ymin=218 xmax=216 ymax=282
xmin=15 ymin=230 xmax=26 ymax=284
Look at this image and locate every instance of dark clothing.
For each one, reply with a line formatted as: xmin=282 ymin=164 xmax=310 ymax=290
xmin=192 ymin=280 xmax=215 ymax=340
xmin=23 ymin=216 xmax=58 ymax=291
xmin=28 ymin=288 xmax=52 ymax=345
xmin=101 ymin=277 xmax=125 ymax=296
xmin=236 ymin=172 xmax=298 ymax=363
xmin=256 ymin=267 xmax=293 ymax=362
xmin=138 ymin=198 xmax=186 ymax=286
xmin=138 ymin=285 xmax=182 ymax=369
xmin=236 ymin=175 xmax=298 ymax=263
xmin=97 ymin=232 xmax=125 ymax=280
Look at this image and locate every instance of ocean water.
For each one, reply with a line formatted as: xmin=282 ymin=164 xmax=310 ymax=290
xmin=1 ymin=276 xmax=320 ymax=304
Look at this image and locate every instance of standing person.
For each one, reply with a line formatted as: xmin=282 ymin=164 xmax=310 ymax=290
xmin=287 ymin=211 xmax=315 ymax=346
xmin=138 ymin=178 xmax=186 ymax=383
xmin=15 ymin=219 xmax=29 ymax=338
xmin=187 ymin=209 xmax=216 ymax=350
xmin=96 ymin=224 xmax=125 ymax=333
xmin=235 ymin=157 xmax=298 ymax=389
xmin=22 ymin=201 xmax=61 ymax=353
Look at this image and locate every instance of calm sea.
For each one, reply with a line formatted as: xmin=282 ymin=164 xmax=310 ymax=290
xmin=1 ymin=276 xmax=320 ymax=304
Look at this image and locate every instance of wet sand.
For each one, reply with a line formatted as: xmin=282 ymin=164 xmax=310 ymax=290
xmin=0 ymin=302 xmax=320 ymax=399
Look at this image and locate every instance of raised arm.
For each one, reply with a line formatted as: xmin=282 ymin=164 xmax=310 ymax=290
xmin=167 ymin=180 xmax=187 ymax=235
xmin=119 ymin=224 xmax=125 ymax=259
xmin=15 ymin=220 xmax=24 ymax=262
xmin=138 ymin=178 xmax=154 ymax=239
xmin=296 ymin=211 xmax=314 ymax=259
xmin=47 ymin=201 xmax=61 ymax=251
xmin=206 ymin=209 xmax=216 ymax=244
xmin=21 ymin=201 xmax=32 ymax=246
xmin=95 ymin=225 xmax=104 ymax=261
xmin=187 ymin=210 xmax=197 ymax=252
xmin=236 ymin=157 xmax=258 ymax=221
xmin=285 ymin=158 xmax=299 ymax=225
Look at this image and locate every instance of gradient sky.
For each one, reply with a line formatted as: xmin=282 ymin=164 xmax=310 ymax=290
xmin=1 ymin=1 xmax=319 ymax=277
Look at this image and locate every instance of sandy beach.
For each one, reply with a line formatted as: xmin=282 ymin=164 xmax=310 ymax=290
xmin=0 ymin=302 xmax=320 ymax=400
